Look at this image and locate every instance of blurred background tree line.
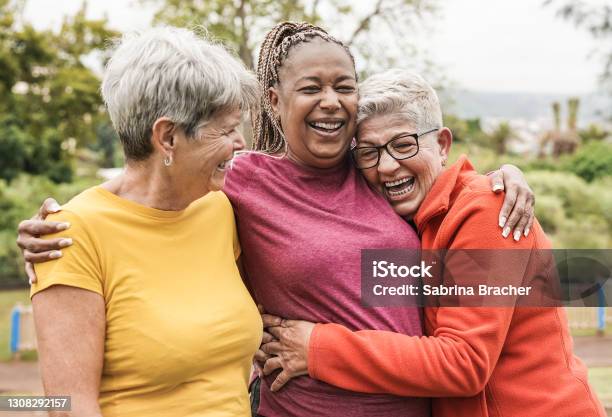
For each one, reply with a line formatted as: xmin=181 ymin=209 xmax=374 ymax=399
xmin=0 ymin=0 xmax=611 ymax=287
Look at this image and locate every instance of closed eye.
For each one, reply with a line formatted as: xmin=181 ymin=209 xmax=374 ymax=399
xmin=299 ymin=85 xmax=321 ymax=94
xmin=336 ymin=85 xmax=356 ymax=93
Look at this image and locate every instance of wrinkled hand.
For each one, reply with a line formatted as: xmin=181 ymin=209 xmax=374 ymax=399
xmin=253 ymin=305 xmax=275 ymax=377
xmin=489 ymin=164 xmax=535 ymax=241
xmin=16 ymin=198 xmax=72 ymax=284
xmin=260 ymin=313 xmax=315 ymax=392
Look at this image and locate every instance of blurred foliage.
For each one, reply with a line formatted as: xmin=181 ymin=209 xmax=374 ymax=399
xmin=0 ymin=0 xmax=119 ymax=183
xmin=579 ymin=123 xmax=609 ymax=143
xmin=565 ymin=141 xmax=612 ymax=182
xmin=487 ymin=121 xmax=515 ymax=155
xmin=143 ymin=0 xmax=441 ymax=82
xmin=450 ymin=138 xmax=612 ymax=249
xmin=0 ymin=0 xmax=117 ymax=285
xmin=0 ymin=174 xmax=99 ymax=286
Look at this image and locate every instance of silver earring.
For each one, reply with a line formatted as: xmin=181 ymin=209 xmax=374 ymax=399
xmin=164 ymin=156 xmax=172 ymax=167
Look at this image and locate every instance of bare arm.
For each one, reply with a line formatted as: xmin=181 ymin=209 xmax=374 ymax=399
xmin=32 ymin=285 xmax=105 ymax=417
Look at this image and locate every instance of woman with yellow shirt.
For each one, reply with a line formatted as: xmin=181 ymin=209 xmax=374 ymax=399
xmin=28 ymin=27 xmax=262 ymax=417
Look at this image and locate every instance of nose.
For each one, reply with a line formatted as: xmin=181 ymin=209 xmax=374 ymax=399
xmin=319 ymin=87 xmax=341 ymax=111
xmin=377 ymin=149 xmax=400 ymax=175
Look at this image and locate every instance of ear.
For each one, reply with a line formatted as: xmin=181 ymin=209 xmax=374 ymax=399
xmin=437 ymin=127 xmax=453 ymax=160
xmin=151 ymin=117 xmax=176 ymax=158
xmin=268 ymin=86 xmax=280 ymax=116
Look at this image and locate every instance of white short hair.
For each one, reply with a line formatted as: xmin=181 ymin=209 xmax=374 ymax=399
xmin=101 ymin=26 xmax=259 ymax=160
xmin=357 ymin=69 xmax=442 ymax=132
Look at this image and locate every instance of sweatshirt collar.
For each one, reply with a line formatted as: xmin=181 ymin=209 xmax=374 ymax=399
xmin=413 ymin=154 xmax=474 ymax=234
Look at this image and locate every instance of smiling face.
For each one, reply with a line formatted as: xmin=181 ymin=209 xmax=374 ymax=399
xmin=174 ymin=107 xmax=245 ymax=197
xmin=357 ymin=113 xmax=452 ymax=218
xmin=269 ymin=38 xmax=358 ymax=169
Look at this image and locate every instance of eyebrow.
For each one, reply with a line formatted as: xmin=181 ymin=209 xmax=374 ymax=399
xmin=296 ymin=75 xmax=356 ymax=83
xmin=357 ymin=131 xmax=414 ymax=146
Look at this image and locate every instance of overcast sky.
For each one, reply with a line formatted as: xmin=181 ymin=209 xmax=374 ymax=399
xmin=22 ymin=0 xmax=604 ymax=95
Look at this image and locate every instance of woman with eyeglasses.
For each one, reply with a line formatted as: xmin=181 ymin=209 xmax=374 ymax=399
xmin=256 ymin=69 xmax=606 ymax=417
xmin=17 ymin=23 xmax=538 ymax=417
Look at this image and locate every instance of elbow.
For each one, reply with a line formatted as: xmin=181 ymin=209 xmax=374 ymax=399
xmin=442 ymin=354 xmax=491 ymax=397
xmin=451 ymin=363 xmax=490 ymax=397
xmin=461 ymin=377 xmax=488 ymax=397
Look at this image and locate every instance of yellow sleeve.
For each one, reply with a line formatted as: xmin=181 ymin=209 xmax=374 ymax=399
xmin=232 ymin=214 xmax=241 ymax=260
xmin=31 ymin=210 xmax=104 ymax=298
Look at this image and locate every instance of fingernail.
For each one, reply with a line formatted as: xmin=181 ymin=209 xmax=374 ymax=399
xmin=513 ymin=230 xmax=521 ymax=241
xmin=49 ymin=203 xmax=61 ymax=212
xmin=524 ymin=228 xmax=530 ymax=237
xmin=502 ymin=227 xmax=511 ymax=238
xmin=49 ymin=250 xmax=62 ymax=259
xmin=57 ymin=222 xmax=70 ymax=231
xmin=28 ymin=277 xmax=33 ymax=285
xmin=59 ymin=238 xmax=73 ymax=247
xmin=498 ymin=216 xmax=506 ymax=228
xmin=493 ymin=184 xmax=503 ymax=192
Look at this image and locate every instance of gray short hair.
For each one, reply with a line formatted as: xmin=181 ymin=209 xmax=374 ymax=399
xmin=101 ymin=27 xmax=259 ymax=160
xmin=357 ymin=69 xmax=442 ymax=132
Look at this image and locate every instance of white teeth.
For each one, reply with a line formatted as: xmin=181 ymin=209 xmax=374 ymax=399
xmin=384 ymin=177 xmax=415 ymax=197
xmin=387 ymin=180 xmax=415 ymax=196
xmin=217 ymin=159 xmax=231 ymax=170
xmin=384 ymin=177 xmax=413 ymax=188
xmin=311 ymin=121 xmax=342 ymax=130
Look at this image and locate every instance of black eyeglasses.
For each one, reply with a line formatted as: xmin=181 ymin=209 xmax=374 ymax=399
xmin=351 ymin=128 xmax=439 ymax=169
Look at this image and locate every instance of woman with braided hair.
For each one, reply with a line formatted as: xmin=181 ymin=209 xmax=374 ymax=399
xmin=17 ymin=22 xmax=536 ymax=417
xmin=224 ymin=22 xmax=536 ymax=417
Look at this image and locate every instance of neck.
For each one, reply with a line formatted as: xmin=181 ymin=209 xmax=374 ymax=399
xmin=101 ymin=160 xmax=204 ymax=211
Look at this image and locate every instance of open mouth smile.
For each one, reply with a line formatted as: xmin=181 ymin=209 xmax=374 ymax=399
xmin=308 ymin=120 xmax=345 ymax=134
xmin=216 ymin=158 xmax=233 ymax=172
xmin=384 ymin=176 xmax=415 ymax=198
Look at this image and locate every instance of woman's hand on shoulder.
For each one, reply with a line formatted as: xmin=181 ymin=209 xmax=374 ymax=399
xmin=489 ymin=164 xmax=535 ymax=241
xmin=16 ymin=198 xmax=73 ymax=283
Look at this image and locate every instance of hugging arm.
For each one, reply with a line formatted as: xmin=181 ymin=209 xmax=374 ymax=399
xmin=32 ymin=286 xmax=105 ymax=417
xmin=261 ymin=195 xmax=533 ymax=394
xmin=491 ymin=164 xmax=535 ymax=239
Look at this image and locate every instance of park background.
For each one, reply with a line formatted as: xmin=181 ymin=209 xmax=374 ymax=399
xmin=0 ymin=0 xmax=611 ymax=415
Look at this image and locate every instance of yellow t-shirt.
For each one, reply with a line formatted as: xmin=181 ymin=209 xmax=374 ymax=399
xmin=31 ymin=186 xmax=262 ymax=417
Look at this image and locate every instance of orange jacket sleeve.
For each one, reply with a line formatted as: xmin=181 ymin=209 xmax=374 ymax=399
xmin=308 ymin=190 xmax=535 ymax=397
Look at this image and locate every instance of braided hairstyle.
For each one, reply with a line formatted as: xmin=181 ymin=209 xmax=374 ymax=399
xmin=253 ymin=21 xmax=356 ymax=154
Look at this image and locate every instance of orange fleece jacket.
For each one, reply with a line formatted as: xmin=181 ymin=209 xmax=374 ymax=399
xmin=308 ymin=156 xmax=605 ymax=417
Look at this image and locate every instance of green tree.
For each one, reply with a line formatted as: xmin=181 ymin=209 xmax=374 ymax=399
xmin=143 ymin=0 xmax=439 ymax=79
xmin=546 ymin=0 xmax=612 ymax=118
xmin=487 ymin=121 xmax=515 ymax=154
xmin=0 ymin=0 xmax=119 ymax=182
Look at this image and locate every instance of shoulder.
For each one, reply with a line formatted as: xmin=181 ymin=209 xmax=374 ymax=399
xmin=46 ymin=187 xmax=106 ymax=236
xmin=442 ymin=173 xmax=534 ymax=249
xmin=197 ymin=191 xmax=234 ymax=217
xmin=224 ymin=152 xmax=278 ymax=203
xmin=452 ymin=171 xmax=502 ymax=216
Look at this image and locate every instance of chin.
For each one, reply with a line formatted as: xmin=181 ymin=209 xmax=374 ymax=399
xmin=312 ymin=143 xmax=349 ymax=159
xmin=391 ymin=201 xmax=418 ymax=218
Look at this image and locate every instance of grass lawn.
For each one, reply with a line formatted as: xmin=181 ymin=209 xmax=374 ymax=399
xmin=0 ymin=289 xmax=37 ymax=361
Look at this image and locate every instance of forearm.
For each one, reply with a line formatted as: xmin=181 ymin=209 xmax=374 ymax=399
xmin=309 ymin=307 xmax=513 ymax=397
